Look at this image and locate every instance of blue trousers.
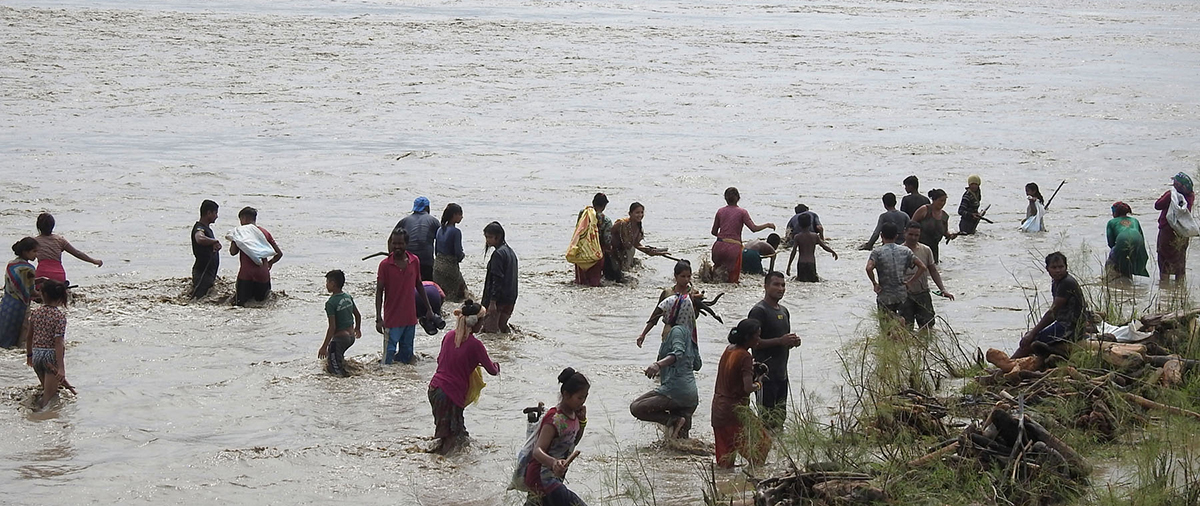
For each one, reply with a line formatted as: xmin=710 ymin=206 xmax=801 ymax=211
xmin=385 ymin=326 xmax=416 ymax=364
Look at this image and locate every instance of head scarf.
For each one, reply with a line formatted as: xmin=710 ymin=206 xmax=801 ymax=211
xmin=967 ymin=174 xmax=981 ymax=186
xmin=1111 ymin=201 xmax=1132 ymax=216
xmin=1173 ymin=173 xmax=1194 ymax=195
xmin=453 ymin=300 xmax=484 ymax=347
xmin=412 ymin=196 xmax=431 ymax=213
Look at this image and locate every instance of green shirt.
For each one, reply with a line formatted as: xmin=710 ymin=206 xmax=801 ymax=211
xmin=325 ymin=292 xmax=356 ymax=331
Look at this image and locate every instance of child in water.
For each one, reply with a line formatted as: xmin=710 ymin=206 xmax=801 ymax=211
xmin=519 ymin=367 xmax=589 ymax=505
xmin=1020 ymin=182 xmax=1047 ymax=233
xmin=24 ymin=280 xmax=71 ymax=410
xmin=319 ymin=270 xmax=361 ymax=377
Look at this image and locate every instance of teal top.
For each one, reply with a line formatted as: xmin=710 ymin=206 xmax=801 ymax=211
xmin=325 ymin=292 xmax=356 ymax=331
xmin=1106 ymin=216 xmax=1149 ymax=277
xmin=654 ymin=325 xmax=702 ymax=407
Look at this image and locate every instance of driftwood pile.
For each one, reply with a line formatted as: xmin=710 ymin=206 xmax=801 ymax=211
xmin=753 ymin=467 xmax=885 ymax=506
xmin=972 ymin=308 xmax=1200 ymax=440
xmin=909 ymin=407 xmax=1090 ymax=479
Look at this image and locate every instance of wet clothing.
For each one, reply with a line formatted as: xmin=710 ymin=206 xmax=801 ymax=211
xmin=326 ymin=332 xmax=354 ymax=377
xmin=191 ymin=221 xmax=219 ymax=298
xmin=629 ymin=391 xmax=697 ymax=439
xmin=1156 ymin=190 xmax=1194 ymax=277
xmin=903 ymin=242 xmax=938 ymax=329
xmin=1106 ymin=216 xmax=1149 ymax=277
xmin=901 ymin=193 xmax=931 ymax=218
xmin=396 ymin=211 xmax=440 ymax=281
xmin=608 ymin=217 xmax=644 ymax=272
xmin=714 ymin=420 xmax=770 ymax=469
xmin=712 ymin=205 xmax=752 ymax=283
xmin=917 ymin=207 xmax=949 ymax=264
xmin=1 ymin=259 xmax=36 ymax=348
xmin=235 ymin=226 xmax=277 ymax=283
xmin=32 ymin=347 xmax=57 ymax=377
xmin=1052 ymin=273 xmax=1087 ymax=340
xmin=385 ymin=325 xmax=416 ymax=364
xmin=795 ymin=262 xmax=818 ymax=282
xmin=29 ymin=305 xmax=65 ymax=350
xmin=870 ymin=243 xmax=916 ymax=307
xmin=483 ymin=302 xmax=514 ymax=333
xmin=749 ymin=300 xmax=791 ymax=430
xmin=741 ymin=249 xmax=763 ymax=274
xmin=428 ymin=386 xmax=465 ymax=440
xmin=35 ymin=234 xmax=73 ymax=282
xmin=957 ymin=188 xmax=982 ymax=235
xmin=863 ymin=210 xmax=911 ymax=249
xmin=325 ymin=292 xmax=356 ymax=331
xmin=235 ymin=280 xmax=270 ymax=305
xmin=415 ymin=281 xmax=443 ymax=317
xmin=785 ymin=211 xmax=822 ymax=235
xmin=523 ymin=407 xmax=584 ymax=497
xmin=429 ymin=330 xmax=499 ymax=408
xmin=482 ymin=243 xmax=518 ymax=307
xmin=650 ymin=323 xmax=701 ymax=408
xmin=434 ymin=224 xmax=468 ymax=301
xmin=712 ymin=345 xmax=769 ymax=467
xmin=378 ymin=252 xmax=421 ymax=328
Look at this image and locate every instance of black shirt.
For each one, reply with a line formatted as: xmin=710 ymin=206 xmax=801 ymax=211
xmin=483 ymin=242 xmax=519 ymax=306
xmin=748 ymin=300 xmax=792 ymax=380
xmin=901 ymin=193 xmax=931 ymax=218
xmin=1052 ymin=273 xmax=1087 ymax=337
xmin=191 ymin=221 xmax=218 ymax=265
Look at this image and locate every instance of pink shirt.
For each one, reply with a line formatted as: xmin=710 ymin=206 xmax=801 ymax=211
xmin=714 ymin=205 xmax=752 ymax=242
xmin=429 ymin=330 xmax=500 ymax=408
xmin=378 ymin=252 xmax=421 ymax=328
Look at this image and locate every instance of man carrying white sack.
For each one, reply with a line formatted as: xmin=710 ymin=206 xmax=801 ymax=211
xmin=227 ymin=206 xmax=284 ymax=306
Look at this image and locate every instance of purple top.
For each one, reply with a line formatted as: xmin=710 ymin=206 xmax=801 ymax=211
xmin=429 ymin=330 xmax=500 ymax=407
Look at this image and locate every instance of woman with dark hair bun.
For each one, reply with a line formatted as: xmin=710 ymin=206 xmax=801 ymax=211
xmin=427 ymin=299 xmax=499 ymax=454
xmin=711 ymin=319 xmax=770 ymax=468
xmin=1106 ymin=201 xmax=1149 ymax=279
xmin=1 ymin=237 xmax=39 ymax=348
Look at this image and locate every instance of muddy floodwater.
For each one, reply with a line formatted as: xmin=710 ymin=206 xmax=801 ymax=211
xmin=1 ymin=0 xmax=1198 ymax=504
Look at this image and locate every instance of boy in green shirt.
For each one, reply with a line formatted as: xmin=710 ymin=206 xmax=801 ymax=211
xmin=320 ymin=270 xmax=362 ymax=377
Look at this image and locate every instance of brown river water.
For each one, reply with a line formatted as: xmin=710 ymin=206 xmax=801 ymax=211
xmin=1 ymin=0 xmax=1198 ymax=504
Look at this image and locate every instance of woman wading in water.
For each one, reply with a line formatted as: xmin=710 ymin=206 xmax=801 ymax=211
xmin=911 ymin=189 xmax=957 ymax=264
xmin=631 ymin=260 xmax=702 ymax=439
xmin=34 ymin=213 xmax=102 ymax=284
xmin=434 ymin=203 xmax=469 ymax=302
xmin=711 ymin=187 xmax=774 ymax=283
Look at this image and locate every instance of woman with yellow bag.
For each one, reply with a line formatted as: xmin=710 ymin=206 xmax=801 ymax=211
xmin=428 ymin=300 xmax=500 ymax=455
xmin=568 ymin=193 xmax=612 ymax=287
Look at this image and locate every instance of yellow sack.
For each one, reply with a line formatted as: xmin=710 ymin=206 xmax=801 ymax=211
xmin=565 ymin=207 xmax=603 ymax=269
xmin=465 ymin=366 xmax=486 ymax=406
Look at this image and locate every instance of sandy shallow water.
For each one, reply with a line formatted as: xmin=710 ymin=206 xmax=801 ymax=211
xmin=1 ymin=0 xmax=1199 ymax=504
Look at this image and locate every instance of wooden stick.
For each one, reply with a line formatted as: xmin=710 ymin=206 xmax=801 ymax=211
xmin=908 ymin=442 xmax=959 ymax=468
xmin=1124 ymin=393 xmax=1200 ymax=422
xmin=1043 ymin=180 xmax=1067 ymax=209
xmin=361 ymin=252 xmax=387 ymax=261
xmin=565 ymin=450 xmax=581 ymax=466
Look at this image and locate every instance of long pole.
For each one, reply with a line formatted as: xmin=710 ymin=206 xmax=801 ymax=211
xmin=1043 ymin=180 xmax=1067 ymax=209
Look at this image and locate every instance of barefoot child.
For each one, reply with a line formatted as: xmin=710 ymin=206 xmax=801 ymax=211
xmin=785 ymin=214 xmax=838 ymax=282
xmin=319 ymin=270 xmax=362 ymax=377
xmin=24 ymin=280 xmax=70 ymax=410
xmin=712 ymin=319 xmax=771 ymax=468
xmin=518 ymin=367 xmax=590 ymax=505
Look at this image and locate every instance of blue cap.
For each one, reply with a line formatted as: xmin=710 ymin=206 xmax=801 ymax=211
xmin=412 ymin=196 xmax=430 ymax=212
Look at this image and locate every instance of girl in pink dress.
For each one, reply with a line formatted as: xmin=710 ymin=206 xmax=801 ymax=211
xmin=710 ymin=187 xmax=774 ymax=283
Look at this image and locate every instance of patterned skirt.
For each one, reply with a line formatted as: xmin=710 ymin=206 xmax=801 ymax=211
xmin=0 ymin=294 xmax=27 ymax=348
xmin=428 ymin=386 xmax=467 ymax=439
xmin=433 ymin=255 xmax=468 ymax=302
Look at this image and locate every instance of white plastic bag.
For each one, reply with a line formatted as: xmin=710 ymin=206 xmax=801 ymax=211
xmin=1019 ymin=200 xmax=1046 ymax=233
xmin=1099 ymin=322 xmax=1151 ymax=343
xmin=225 ymin=225 xmax=274 ymax=265
xmin=1165 ymin=188 xmax=1200 ymax=238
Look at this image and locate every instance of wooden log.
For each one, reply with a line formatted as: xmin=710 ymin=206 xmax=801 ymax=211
xmin=1124 ymin=393 xmax=1200 ymax=422
xmin=1161 ymin=359 xmax=1184 ymax=387
xmin=989 ymin=408 xmax=1022 ymax=447
xmin=1022 ymin=418 xmax=1091 ymax=478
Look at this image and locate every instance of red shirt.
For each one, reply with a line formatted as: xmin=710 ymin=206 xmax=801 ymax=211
xmin=378 ymin=252 xmax=421 ymax=327
xmin=237 ymin=226 xmax=277 ymax=283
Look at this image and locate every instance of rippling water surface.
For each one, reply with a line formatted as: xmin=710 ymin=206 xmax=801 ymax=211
xmin=1 ymin=0 xmax=1199 ymax=504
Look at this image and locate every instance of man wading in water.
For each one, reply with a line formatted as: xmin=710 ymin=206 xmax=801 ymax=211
xmin=190 ymin=200 xmax=221 ymax=298
xmin=748 ymin=271 xmax=801 ymax=430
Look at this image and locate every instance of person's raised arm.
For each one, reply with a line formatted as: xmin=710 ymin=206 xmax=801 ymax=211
xmin=266 ymin=236 xmax=283 ymax=268
xmin=1155 ymin=191 xmax=1171 ymax=210
xmin=861 ymin=214 xmax=885 ymax=250
xmin=194 ymin=229 xmax=220 ymax=247
xmin=749 ymin=306 xmax=800 ymax=349
xmin=229 ymin=240 xmax=241 ymax=257
xmin=62 ymin=239 xmax=102 ymax=267
xmin=476 ymin=340 xmax=500 ymax=376
xmin=746 ymin=216 xmax=775 ymax=233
